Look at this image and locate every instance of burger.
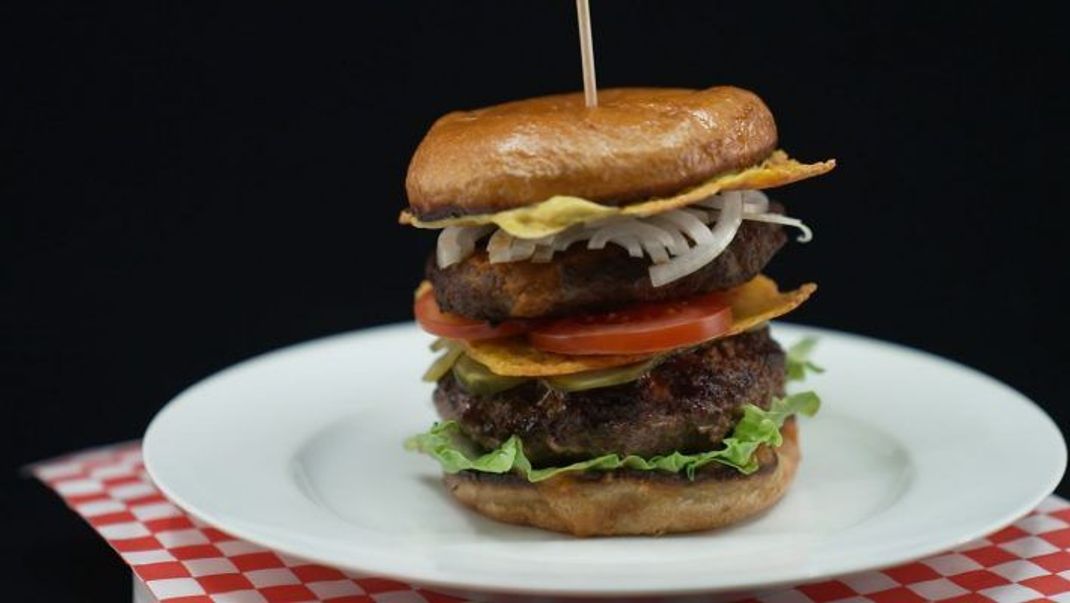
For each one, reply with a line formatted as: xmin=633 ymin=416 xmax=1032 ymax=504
xmin=403 ymin=86 xmax=833 ymax=536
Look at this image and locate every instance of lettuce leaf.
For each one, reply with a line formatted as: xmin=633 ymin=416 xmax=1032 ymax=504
xmin=786 ymin=337 xmax=825 ymax=382
xmin=405 ymin=391 xmax=820 ymax=482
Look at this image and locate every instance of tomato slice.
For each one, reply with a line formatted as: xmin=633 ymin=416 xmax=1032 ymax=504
xmin=414 ymin=290 xmax=531 ymax=341
xmin=529 ymin=292 xmax=734 ymax=355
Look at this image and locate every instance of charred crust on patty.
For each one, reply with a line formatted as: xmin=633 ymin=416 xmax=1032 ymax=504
xmin=434 ymin=328 xmax=786 ymax=466
xmin=427 ymin=205 xmax=787 ymax=322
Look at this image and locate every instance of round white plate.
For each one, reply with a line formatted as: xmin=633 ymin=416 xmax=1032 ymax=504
xmin=144 ymin=323 xmax=1066 ymax=598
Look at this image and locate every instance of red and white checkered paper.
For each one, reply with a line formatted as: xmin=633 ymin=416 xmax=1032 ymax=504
xmin=32 ymin=443 xmax=1070 ymax=603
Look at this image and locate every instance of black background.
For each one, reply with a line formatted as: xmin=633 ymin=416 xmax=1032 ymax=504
xmin=5 ymin=2 xmax=1068 ymax=600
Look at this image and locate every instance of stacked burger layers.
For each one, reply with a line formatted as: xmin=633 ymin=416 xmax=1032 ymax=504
xmin=402 ymin=86 xmax=835 ymax=536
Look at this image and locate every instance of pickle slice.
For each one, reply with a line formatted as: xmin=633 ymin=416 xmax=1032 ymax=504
xmin=452 ymin=355 xmax=528 ymax=395
xmin=422 ymin=341 xmax=464 ymax=382
xmin=432 ymin=343 xmax=659 ymax=394
xmin=544 ymin=358 xmax=659 ymax=392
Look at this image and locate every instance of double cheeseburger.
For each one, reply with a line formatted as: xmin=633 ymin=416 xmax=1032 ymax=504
xmin=403 ymin=86 xmax=833 ymax=536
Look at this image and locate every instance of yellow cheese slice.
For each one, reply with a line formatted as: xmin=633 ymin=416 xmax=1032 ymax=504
xmin=462 ymin=338 xmax=651 ymax=377
xmin=717 ymin=274 xmax=817 ymax=338
xmin=461 ymin=275 xmax=817 ymax=376
xmin=399 ymin=151 xmax=835 ymax=239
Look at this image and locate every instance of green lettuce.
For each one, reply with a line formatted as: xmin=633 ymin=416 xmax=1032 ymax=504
xmin=786 ymin=337 xmax=825 ymax=382
xmin=405 ymin=391 xmax=820 ymax=482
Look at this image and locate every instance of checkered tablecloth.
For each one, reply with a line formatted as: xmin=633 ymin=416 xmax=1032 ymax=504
xmin=31 ymin=443 xmax=1070 ymax=603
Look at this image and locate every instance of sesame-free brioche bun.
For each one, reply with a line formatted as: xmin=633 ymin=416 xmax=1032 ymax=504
xmin=442 ymin=420 xmax=799 ymax=537
xmin=406 ymin=86 xmax=777 ymax=221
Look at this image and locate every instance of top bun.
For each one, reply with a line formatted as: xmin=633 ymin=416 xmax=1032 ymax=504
xmin=405 ymin=86 xmax=777 ymax=220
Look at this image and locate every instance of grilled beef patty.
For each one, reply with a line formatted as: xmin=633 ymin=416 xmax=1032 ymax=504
xmin=433 ymin=328 xmax=786 ymax=466
xmin=426 ymin=206 xmax=787 ymax=322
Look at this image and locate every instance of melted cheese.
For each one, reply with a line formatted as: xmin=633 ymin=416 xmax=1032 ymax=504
xmin=462 ymin=275 xmax=817 ymax=376
xmin=399 ymin=151 xmax=835 ymax=239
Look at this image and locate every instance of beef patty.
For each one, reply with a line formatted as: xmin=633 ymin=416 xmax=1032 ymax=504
xmin=433 ymin=328 xmax=786 ymax=466
xmin=427 ymin=209 xmax=786 ymax=322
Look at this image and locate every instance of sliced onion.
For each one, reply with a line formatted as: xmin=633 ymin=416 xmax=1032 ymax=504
xmin=550 ymin=225 xmax=593 ymax=252
xmin=680 ymin=207 xmax=710 ymax=223
xmin=741 ymin=189 xmax=771 ymax=213
xmin=603 ymin=234 xmax=644 ymax=259
xmin=643 ymin=240 xmax=671 ymax=264
xmin=436 ymin=225 xmax=494 ymax=268
xmin=487 ymin=229 xmax=536 ymax=263
xmin=433 ymin=189 xmax=807 ymax=288
xmin=486 ymin=229 xmax=511 ymax=261
xmin=700 ymin=190 xmax=769 ymax=214
xmin=652 ymin=209 xmax=715 ymax=246
xmin=645 ymin=215 xmax=691 ymax=255
xmin=531 ymin=244 xmax=557 ymax=263
xmin=586 ymin=220 xmax=675 ymax=251
xmin=741 ymin=213 xmax=814 ymax=242
xmin=649 ymin=191 xmax=744 ymax=287
xmin=510 ymin=237 xmax=537 ymax=261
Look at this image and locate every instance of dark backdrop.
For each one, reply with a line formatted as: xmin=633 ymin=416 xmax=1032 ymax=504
xmin=4 ymin=1 xmax=1068 ymax=600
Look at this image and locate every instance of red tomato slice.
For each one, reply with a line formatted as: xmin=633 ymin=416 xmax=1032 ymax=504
xmin=529 ymin=292 xmax=734 ymax=355
xmin=414 ymin=290 xmax=531 ymax=341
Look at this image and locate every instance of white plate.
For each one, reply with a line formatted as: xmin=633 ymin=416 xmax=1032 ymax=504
xmin=144 ymin=323 xmax=1066 ymax=598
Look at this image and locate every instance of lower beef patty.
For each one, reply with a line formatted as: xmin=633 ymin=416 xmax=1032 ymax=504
xmin=434 ymin=328 xmax=786 ymax=467
xmin=426 ymin=206 xmax=787 ymax=322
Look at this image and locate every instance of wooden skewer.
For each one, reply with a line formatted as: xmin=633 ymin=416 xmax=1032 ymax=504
xmin=575 ymin=0 xmax=598 ymax=108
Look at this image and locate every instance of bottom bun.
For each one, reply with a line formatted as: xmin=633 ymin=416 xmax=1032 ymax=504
xmin=443 ymin=420 xmax=799 ymax=537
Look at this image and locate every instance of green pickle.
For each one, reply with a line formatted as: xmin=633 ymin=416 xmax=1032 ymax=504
xmin=452 ymin=355 xmax=527 ymax=395
xmin=425 ymin=340 xmax=660 ymax=394
xmin=545 ymin=358 xmax=659 ymax=392
xmin=422 ymin=343 xmax=463 ymax=382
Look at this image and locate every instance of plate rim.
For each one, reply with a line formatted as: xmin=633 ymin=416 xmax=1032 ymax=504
xmin=143 ymin=321 xmax=1067 ymax=597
